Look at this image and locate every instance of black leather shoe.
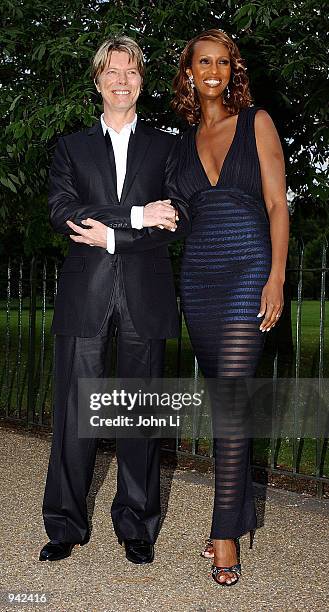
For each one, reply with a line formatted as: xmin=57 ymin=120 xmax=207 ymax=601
xmin=123 ymin=539 xmax=154 ymax=564
xmin=39 ymin=534 xmax=89 ymax=562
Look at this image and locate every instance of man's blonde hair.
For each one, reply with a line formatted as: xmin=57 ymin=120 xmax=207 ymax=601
xmin=91 ymin=36 xmax=145 ymax=83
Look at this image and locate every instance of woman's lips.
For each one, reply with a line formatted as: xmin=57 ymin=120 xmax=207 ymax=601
xmin=203 ymin=79 xmax=222 ymax=87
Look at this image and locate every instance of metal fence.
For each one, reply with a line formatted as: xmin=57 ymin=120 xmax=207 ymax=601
xmin=0 ymin=239 xmax=328 ymax=496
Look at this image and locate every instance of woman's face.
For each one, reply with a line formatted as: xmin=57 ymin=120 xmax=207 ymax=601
xmin=187 ymin=39 xmax=231 ymax=101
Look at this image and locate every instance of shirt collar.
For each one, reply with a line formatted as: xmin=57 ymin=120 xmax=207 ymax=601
xmin=101 ymin=113 xmax=137 ymax=136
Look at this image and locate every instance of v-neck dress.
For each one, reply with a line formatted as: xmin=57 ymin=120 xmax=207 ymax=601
xmin=176 ymin=106 xmax=272 ymax=539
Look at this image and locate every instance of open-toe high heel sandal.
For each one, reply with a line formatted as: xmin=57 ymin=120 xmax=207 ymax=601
xmin=211 ymin=538 xmax=241 ymax=587
xmin=211 ymin=529 xmax=255 ymax=586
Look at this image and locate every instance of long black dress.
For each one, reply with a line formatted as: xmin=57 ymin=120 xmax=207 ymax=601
xmin=177 ymin=106 xmax=272 ymax=539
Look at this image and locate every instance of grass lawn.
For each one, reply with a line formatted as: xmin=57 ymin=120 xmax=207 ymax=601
xmin=0 ymin=300 xmax=328 ymax=477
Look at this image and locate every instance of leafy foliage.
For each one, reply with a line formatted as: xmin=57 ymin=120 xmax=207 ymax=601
xmin=1 ymin=0 xmax=328 ymax=255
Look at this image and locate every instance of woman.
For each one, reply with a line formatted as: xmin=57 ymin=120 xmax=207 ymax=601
xmin=172 ymin=29 xmax=289 ymax=586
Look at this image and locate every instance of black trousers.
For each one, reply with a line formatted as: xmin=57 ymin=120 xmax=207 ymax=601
xmin=42 ymin=261 xmax=165 ymax=544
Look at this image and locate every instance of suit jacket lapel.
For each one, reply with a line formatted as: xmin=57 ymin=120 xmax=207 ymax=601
xmin=120 ymin=120 xmax=152 ymax=204
xmin=87 ymin=121 xmax=119 ymax=205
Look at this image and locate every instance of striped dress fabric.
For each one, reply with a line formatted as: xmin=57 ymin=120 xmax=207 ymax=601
xmin=177 ymin=106 xmax=272 ymax=539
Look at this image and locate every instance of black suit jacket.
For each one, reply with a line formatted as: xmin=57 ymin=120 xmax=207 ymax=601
xmin=49 ymin=119 xmax=190 ymax=338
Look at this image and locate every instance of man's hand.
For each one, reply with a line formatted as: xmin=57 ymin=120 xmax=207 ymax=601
xmin=66 ymin=218 xmax=107 ymax=248
xmin=143 ymin=199 xmax=179 ymax=231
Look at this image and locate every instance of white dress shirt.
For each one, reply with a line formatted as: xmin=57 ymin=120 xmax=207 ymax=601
xmin=100 ymin=114 xmax=144 ymax=254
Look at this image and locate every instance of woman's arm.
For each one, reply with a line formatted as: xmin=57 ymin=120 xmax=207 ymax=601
xmin=254 ymin=109 xmax=290 ymax=332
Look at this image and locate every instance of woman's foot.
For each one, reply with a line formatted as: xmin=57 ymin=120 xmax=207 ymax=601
xmin=201 ymin=538 xmax=214 ymax=559
xmin=202 ymin=530 xmax=255 ymax=560
xmin=212 ymin=538 xmax=241 ymax=586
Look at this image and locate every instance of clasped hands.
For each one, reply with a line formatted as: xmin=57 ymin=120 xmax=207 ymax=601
xmin=66 ymin=202 xmax=283 ymax=333
xmin=66 ymin=199 xmax=178 ymax=248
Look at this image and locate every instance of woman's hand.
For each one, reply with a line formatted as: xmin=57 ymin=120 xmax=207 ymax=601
xmin=67 ymin=218 xmax=107 ymax=248
xmin=143 ymin=199 xmax=178 ymax=230
xmin=258 ymin=276 xmax=284 ymax=332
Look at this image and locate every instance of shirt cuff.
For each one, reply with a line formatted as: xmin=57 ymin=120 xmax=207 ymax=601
xmin=106 ymin=227 xmax=115 ymax=254
xmin=131 ymin=205 xmax=144 ymax=229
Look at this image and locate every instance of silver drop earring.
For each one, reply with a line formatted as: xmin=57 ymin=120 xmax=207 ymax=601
xmin=188 ymin=74 xmax=195 ymax=89
xmin=223 ymin=84 xmax=230 ymax=105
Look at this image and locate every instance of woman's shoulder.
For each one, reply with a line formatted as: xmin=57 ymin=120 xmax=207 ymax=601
xmin=246 ymin=105 xmax=273 ymax=123
xmin=242 ymin=106 xmax=276 ymax=134
xmin=242 ymin=104 xmax=267 ymax=116
xmin=250 ymin=107 xmax=280 ymax=149
xmin=252 ymin=107 xmax=276 ymax=134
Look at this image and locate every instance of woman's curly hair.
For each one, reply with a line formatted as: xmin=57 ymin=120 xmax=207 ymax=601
xmin=172 ymin=29 xmax=253 ymax=124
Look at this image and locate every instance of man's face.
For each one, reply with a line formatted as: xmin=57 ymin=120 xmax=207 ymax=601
xmin=96 ymin=51 xmax=142 ymax=113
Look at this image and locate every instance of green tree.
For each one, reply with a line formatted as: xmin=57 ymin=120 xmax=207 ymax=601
xmin=1 ymin=0 xmax=328 ymax=256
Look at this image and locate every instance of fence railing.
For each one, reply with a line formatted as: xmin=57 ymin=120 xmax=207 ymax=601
xmin=0 ymin=239 xmax=328 ymax=496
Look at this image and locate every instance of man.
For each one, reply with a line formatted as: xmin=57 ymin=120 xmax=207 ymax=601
xmin=40 ymin=36 xmax=190 ymax=564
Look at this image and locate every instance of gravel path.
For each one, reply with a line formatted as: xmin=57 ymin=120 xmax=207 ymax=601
xmin=1 ymin=428 xmax=328 ymax=612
